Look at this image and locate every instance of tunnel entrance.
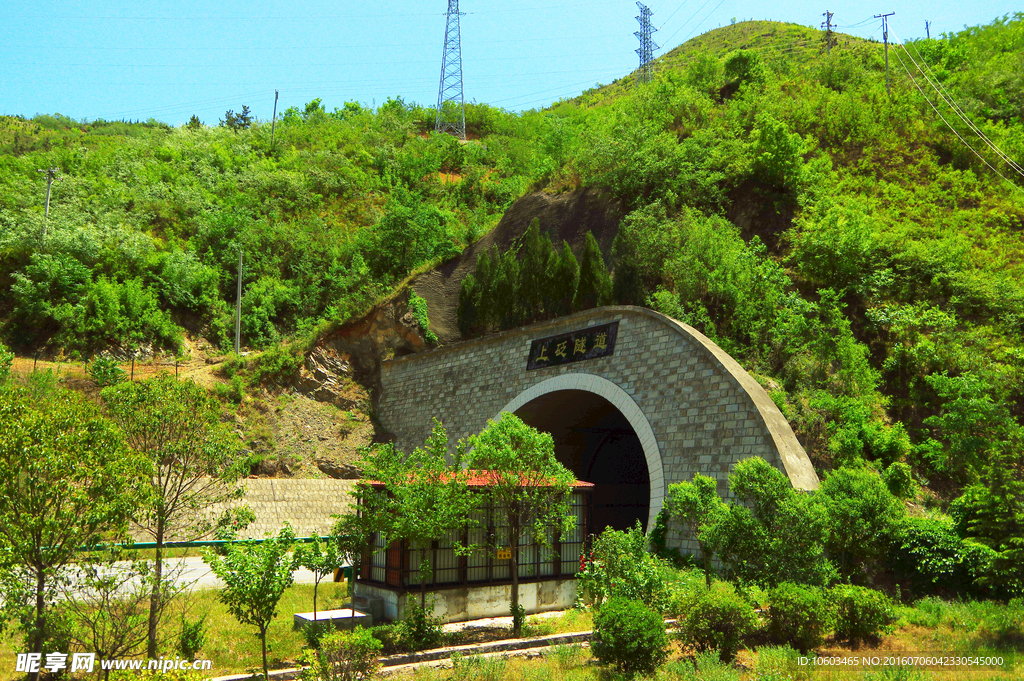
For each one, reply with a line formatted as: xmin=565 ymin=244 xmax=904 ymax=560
xmin=513 ymin=389 xmax=650 ymax=534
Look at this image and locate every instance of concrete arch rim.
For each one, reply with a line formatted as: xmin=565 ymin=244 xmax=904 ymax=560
xmin=494 ymin=372 xmax=665 ymax=533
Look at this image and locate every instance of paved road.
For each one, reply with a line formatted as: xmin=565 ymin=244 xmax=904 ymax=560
xmin=169 ymin=556 xmax=328 ymax=589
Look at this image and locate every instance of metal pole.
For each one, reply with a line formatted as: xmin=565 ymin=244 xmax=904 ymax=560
xmin=875 ymin=12 xmax=895 ymax=96
xmin=235 ymin=247 xmax=243 ymax=354
xmin=270 ymin=90 xmax=279 ymax=150
xmin=37 ymin=166 xmax=58 ymax=240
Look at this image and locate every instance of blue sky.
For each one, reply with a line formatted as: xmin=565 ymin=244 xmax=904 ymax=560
xmin=1 ymin=1 xmax=1017 ymax=126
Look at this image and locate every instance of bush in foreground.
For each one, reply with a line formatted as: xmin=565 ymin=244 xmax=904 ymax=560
xmin=829 ymin=584 xmax=896 ymax=646
xmin=301 ymin=628 xmax=382 ymax=681
xmin=677 ymin=582 xmax=759 ymax=663
xmin=766 ymin=582 xmax=830 ymax=652
xmin=592 ymin=596 xmax=668 ymax=677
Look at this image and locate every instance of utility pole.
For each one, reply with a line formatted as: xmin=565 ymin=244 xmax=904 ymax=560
xmin=821 ymin=10 xmax=837 ymax=55
xmin=925 ymin=21 xmax=930 ymax=39
xmin=634 ymin=2 xmax=658 ymax=84
xmin=235 ymin=247 xmax=243 ymax=355
xmin=435 ymin=0 xmax=466 ymax=140
xmin=875 ymin=12 xmax=895 ymax=95
xmin=36 ymin=166 xmax=58 ymax=240
xmin=270 ymin=90 xmax=279 ymax=151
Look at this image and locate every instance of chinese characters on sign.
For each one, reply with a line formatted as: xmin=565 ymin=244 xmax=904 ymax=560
xmin=526 ymin=321 xmax=619 ymax=370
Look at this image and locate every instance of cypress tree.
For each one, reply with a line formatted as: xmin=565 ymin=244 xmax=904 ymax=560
xmin=611 ymin=228 xmax=645 ymax=306
xmin=474 ymin=248 xmax=495 ymax=330
xmin=494 ymin=248 xmax=521 ymax=330
xmin=519 ymin=218 xmax=554 ymax=322
xmin=551 ymin=241 xmax=579 ymax=317
xmin=457 ymin=273 xmax=480 ymax=337
xmin=574 ymin=231 xmax=612 ymax=311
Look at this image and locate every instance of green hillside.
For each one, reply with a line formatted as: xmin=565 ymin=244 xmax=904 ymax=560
xmin=1 ymin=15 xmax=1023 ymax=574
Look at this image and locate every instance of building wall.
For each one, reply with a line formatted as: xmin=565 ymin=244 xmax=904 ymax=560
xmin=356 ymin=580 xmax=577 ymax=623
xmin=377 ymin=306 xmax=818 ymax=555
xmin=134 ymin=478 xmax=358 ymax=542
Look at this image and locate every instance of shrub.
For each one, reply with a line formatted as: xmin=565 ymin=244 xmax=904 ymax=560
xmin=829 ymin=585 xmax=896 ymax=646
xmin=766 ymin=582 xmax=830 ymax=653
xmin=591 ymin=596 xmax=668 ymax=677
xmin=0 ymin=342 xmax=13 ymax=384
xmin=886 ymin=516 xmax=995 ymax=599
xmin=677 ymin=582 xmax=759 ymax=663
xmin=302 ymin=621 xmax=334 ymax=650
xmin=176 ymin=613 xmax=207 ymax=659
xmin=884 ymin=462 xmax=916 ymax=499
xmin=396 ymin=601 xmax=445 ymax=651
xmin=302 ymin=627 xmax=382 ymax=681
xmin=89 ymin=356 xmax=127 ymax=387
xmin=368 ymin=624 xmax=401 ymax=654
xmin=576 ymin=521 xmax=671 ymax=611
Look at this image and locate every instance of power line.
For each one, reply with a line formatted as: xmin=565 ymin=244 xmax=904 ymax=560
xmin=890 ymin=44 xmax=1024 ymax=194
xmin=891 ymin=28 xmax=1024 ymax=180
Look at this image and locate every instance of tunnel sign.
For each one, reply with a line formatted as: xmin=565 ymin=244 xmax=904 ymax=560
xmin=527 ymin=321 xmax=619 ymax=370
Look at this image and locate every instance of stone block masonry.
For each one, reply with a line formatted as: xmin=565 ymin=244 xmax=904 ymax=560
xmin=133 ymin=478 xmax=358 ymax=542
xmin=378 ymin=306 xmax=817 ymax=555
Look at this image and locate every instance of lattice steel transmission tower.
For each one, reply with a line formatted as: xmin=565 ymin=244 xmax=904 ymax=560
xmin=634 ymin=2 xmax=658 ymax=84
xmin=436 ymin=0 xmax=466 ymax=139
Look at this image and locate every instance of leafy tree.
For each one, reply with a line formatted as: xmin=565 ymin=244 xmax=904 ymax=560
xmin=922 ymin=371 xmax=1016 ymax=483
xmin=665 ymin=473 xmax=727 ymax=587
xmin=723 ymin=49 xmax=765 ymax=88
xmin=818 ymin=467 xmax=903 ymax=582
xmin=57 ymin=548 xmax=166 ymax=681
xmin=472 ymin=249 xmax=494 ymax=329
xmin=464 ymin=413 xmax=576 ymax=637
xmin=750 ymin=113 xmax=804 ymax=192
xmin=295 ymin=533 xmax=347 ymax=621
xmin=574 ymin=231 xmax=612 ymax=311
xmin=711 ymin=458 xmax=833 ymax=587
xmin=0 ymin=388 xmax=151 ymax=679
xmin=186 ymin=115 xmax=203 ymax=129
xmin=101 ymin=375 xmax=249 ymax=658
xmin=611 ymin=225 xmax=646 ymax=306
xmin=204 ymin=524 xmax=296 ymax=681
xmin=354 ymin=419 xmax=475 ymax=607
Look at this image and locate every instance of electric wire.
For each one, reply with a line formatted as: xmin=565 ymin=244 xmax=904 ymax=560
xmin=682 ymin=0 xmax=727 ymax=43
xmin=890 ymin=43 xmax=1024 ymax=194
xmin=890 ymin=27 xmax=1024 ymax=179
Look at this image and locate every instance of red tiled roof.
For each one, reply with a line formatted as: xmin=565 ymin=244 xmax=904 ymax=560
xmin=365 ymin=469 xmax=594 ymax=489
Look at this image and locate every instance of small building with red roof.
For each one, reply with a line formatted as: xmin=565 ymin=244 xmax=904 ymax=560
xmin=355 ymin=472 xmax=594 ymax=622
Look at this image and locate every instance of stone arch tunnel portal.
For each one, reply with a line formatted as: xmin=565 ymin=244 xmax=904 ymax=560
xmin=513 ymin=389 xmax=649 ymax=534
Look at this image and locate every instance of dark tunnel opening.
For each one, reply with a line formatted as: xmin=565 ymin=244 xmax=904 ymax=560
xmin=513 ymin=389 xmax=649 ymax=534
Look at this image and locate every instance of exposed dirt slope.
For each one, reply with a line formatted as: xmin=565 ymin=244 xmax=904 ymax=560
xmin=412 ymin=188 xmax=624 ymax=343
